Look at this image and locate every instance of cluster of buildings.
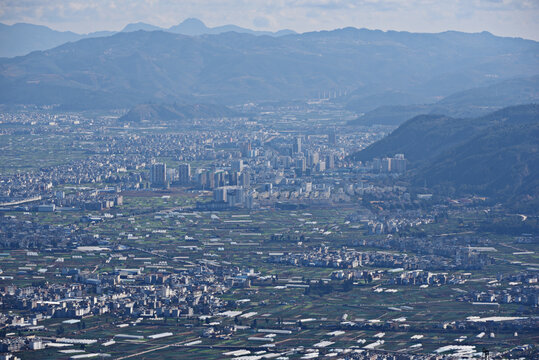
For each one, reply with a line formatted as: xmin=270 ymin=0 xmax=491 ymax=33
xmin=2 ymin=106 xmax=534 ymax=359
xmin=146 ymin=138 xmax=411 ymax=211
xmin=354 ymin=236 xmax=496 ymax=270
xmin=0 ymin=217 xmax=78 ymax=249
xmin=268 ymin=246 xmax=420 ymax=271
xmin=371 ymin=154 xmax=407 ymax=173
xmin=365 ymin=214 xmax=434 ymax=234
xmin=0 ymin=105 xmax=410 ymax=217
xmin=456 ymin=272 xmax=539 ymax=307
xmin=0 ymin=258 xmax=260 ymax=334
xmin=0 ymin=154 xmax=146 ymax=211
xmin=388 ymin=270 xmax=467 ymax=286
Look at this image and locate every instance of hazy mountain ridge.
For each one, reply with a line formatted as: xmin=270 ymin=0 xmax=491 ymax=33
xmin=0 ymin=23 xmax=115 ymax=58
xmin=119 ymin=102 xmax=239 ymax=123
xmin=348 ymin=75 xmax=539 ymax=126
xmin=1 ymin=28 xmax=537 ymax=109
xmin=0 ymin=18 xmax=295 ymax=58
xmin=164 ymin=18 xmax=295 ymax=37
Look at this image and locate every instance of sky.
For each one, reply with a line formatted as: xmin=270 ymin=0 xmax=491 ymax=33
xmin=0 ymin=0 xmax=538 ymax=40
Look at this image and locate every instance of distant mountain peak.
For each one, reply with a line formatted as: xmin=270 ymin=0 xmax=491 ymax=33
xmin=168 ymin=18 xmax=209 ymax=35
xmin=180 ymin=18 xmax=206 ymax=26
xmin=121 ymin=22 xmax=162 ymax=33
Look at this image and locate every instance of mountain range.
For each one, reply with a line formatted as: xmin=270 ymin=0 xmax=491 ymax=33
xmin=347 ymin=75 xmax=539 ymax=126
xmin=0 ymin=23 xmax=113 ymax=58
xmin=0 ymin=28 xmax=537 ymax=109
xmin=123 ymin=18 xmax=295 ymax=37
xmin=351 ymin=104 xmax=539 ymax=209
xmin=0 ymin=18 xmax=295 ymax=58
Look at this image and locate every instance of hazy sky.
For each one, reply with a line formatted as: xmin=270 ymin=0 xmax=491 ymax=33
xmin=1 ymin=0 xmax=538 ymax=40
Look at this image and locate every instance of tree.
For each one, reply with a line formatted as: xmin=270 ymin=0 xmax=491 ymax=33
xmin=56 ymin=326 xmax=65 ymax=336
xmin=343 ymin=278 xmax=354 ymax=292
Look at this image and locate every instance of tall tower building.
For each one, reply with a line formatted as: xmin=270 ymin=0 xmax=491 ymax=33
xmin=151 ymin=163 xmax=166 ymax=187
xmin=213 ymin=187 xmax=227 ymax=202
xmin=197 ymin=171 xmax=207 ymax=188
xmin=382 ymin=157 xmax=392 ymax=173
xmin=293 ymin=136 xmax=302 ymax=154
xmin=240 ymin=171 xmax=251 ymax=187
xmin=326 ymin=154 xmax=335 ymax=169
xmin=179 ymin=163 xmax=191 ymax=185
xmin=206 ymin=171 xmax=216 ymax=189
xmin=328 ymin=130 xmax=337 ymax=145
xmin=241 ymin=142 xmax=252 ymax=157
xmin=296 ymin=158 xmax=306 ymax=172
xmin=231 ymin=159 xmax=244 ymax=173
xmin=308 ymin=151 xmax=319 ymax=167
xmin=392 ymin=154 xmax=407 ymax=173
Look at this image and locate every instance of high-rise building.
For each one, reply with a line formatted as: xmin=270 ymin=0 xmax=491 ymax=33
xmin=382 ymin=158 xmax=392 ymax=173
xmin=282 ymin=156 xmax=292 ymax=168
xmin=326 ymin=154 xmax=335 ymax=169
xmin=308 ymin=151 xmax=319 ymax=167
xmin=296 ymin=158 xmax=306 ymax=172
xmin=240 ymin=171 xmax=251 ymax=187
xmin=151 ymin=163 xmax=166 ymax=187
xmin=166 ymin=168 xmax=177 ymax=182
xmin=392 ymin=154 xmax=407 ymax=173
xmin=213 ymin=187 xmax=227 ymax=202
xmin=197 ymin=170 xmax=216 ymax=189
xmin=240 ymin=142 xmax=252 ymax=157
xmin=227 ymin=187 xmax=245 ymax=206
xmin=372 ymin=158 xmax=382 ymax=172
xmin=293 ymin=136 xmax=302 ymax=154
xmin=231 ymin=159 xmax=244 ymax=173
xmin=245 ymin=192 xmax=254 ymax=209
xmin=328 ymin=130 xmax=337 ymax=145
xmin=179 ymin=163 xmax=191 ymax=185
xmin=206 ymin=171 xmax=216 ymax=189
xmin=228 ymin=171 xmax=239 ymax=186
xmin=197 ymin=171 xmax=207 ymax=188
xmin=214 ymin=170 xmax=225 ymax=188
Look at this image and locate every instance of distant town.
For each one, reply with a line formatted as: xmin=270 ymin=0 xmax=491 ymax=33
xmin=0 ymin=100 xmax=536 ymax=360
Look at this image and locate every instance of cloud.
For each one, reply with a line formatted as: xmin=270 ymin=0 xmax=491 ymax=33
xmin=0 ymin=0 xmax=537 ymax=40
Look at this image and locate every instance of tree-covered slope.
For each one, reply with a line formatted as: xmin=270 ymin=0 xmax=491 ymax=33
xmin=351 ymin=104 xmax=539 ymax=164
xmin=415 ymin=122 xmax=539 ymax=201
xmin=351 ymin=104 xmax=539 ymax=207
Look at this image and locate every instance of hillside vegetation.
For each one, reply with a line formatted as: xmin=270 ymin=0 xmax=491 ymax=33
xmin=351 ymin=105 xmax=539 ymax=209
